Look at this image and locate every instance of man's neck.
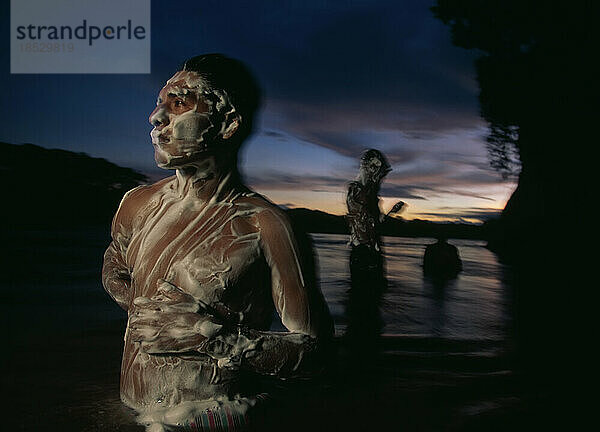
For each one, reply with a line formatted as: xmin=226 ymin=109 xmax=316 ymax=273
xmin=174 ymin=155 xmax=237 ymax=202
xmin=357 ymin=171 xmax=381 ymax=192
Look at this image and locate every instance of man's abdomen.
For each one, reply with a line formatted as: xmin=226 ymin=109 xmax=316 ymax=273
xmin=120 ymin=338 xmax=239 ymax=411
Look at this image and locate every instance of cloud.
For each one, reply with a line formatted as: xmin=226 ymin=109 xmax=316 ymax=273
xmin=433 ymin=189 xmax=495 ymax=201
xmin=276 ymin=203 xmax=297 ymax=210
xmin=413 ymin=207 xmax=503 ymax=222
xmin=262 ymin=130 xmax=288 ymax=141
xmin=248 ymin=170 xmax=431 ymax=201
xmin=246 ymin=0 xmax=485 ymax=164
xmin=250 ymin=2 xmax=479 ymax=109
xmin=1 ymin=0 xmax=516 ymax=224
xmin=265 ymin=100 xmax=483 ymax=160
xmin=246 ymin=171 xmax=346 ymax=192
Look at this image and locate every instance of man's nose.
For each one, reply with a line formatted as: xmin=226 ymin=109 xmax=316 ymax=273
xmin=149 ymin=107 xmax=169 ymax=128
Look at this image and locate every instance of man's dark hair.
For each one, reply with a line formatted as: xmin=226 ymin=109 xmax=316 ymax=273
xmin=361 ymin=148 xmax=392 ymax=175
xmin=180 ymin=54 xmax=262 ymax=148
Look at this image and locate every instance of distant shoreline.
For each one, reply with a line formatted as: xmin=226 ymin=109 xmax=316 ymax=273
xmin=1 ymin=142 xmax=493 ymax=242
xmin=286 ymin=207 xmax=489 ymax=241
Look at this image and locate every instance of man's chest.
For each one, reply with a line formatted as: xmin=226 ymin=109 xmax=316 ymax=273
xmin=126 ymin=199 xmax=263 ymax=304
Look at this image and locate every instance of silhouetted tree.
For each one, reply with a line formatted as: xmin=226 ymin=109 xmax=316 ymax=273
xmin=432 ymin=0 xmax=592 ymax=255
xmin=432 ymin=2 xmax=593 ymax=397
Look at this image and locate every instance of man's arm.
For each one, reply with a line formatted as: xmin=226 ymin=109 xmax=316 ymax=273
xmin=127 ymin=204 xmax=334 ymax=377
xmin=258 ymin=207 xmax=332 ymax=338
xmin=246 ymin=207 xmax=333 ymax=376
xmin=199 ymin=207 xmax=334 ymax=377
xmin=102 ymin=187 xmax=144 ymax=311
xmin=346 ymin=181 xmax=365 ymax=215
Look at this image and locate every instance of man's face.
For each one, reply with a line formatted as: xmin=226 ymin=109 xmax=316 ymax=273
xmin=148 ymin=71 xmax=215 ymax=169
xmin=361 ymin=156 xmax=390 ymax=184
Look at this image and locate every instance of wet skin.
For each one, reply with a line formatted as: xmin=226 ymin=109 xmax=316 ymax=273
xmin=102 ymin=71 xmax=332 ymax=415
xmin=149 ymin=71 xmax=213 ymax=168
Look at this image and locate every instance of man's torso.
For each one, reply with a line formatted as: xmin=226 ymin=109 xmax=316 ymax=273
xmin=119 ymin=176 xmax=275 ymax=408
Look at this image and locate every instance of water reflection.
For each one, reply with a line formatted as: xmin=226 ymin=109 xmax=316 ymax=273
xmin=313 ymin=234 xmax=511 ymax=345
xmin=2 ymin=229 xmax=519 ymax=430
xmin=422 ymin=276 xmax=456 ymax=338
xmin=344 ymin=247 xmax=386 ymax=357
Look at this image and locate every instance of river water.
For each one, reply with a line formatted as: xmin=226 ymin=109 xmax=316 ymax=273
xmin=315 ymin=233 xmax=513 ymax=341
xmin=3 ymin=228 xmax=528 ymax=431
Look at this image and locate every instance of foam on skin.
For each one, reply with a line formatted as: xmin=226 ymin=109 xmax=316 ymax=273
xmin=139 ymin=395 xmax=257 ymax=431
xmin=103 ymin=69 xmax=333 ymax=431
xmin=346 ymin=152 xmax=394 ymax=251
xmin=149 ymin=71 xmax=236 ymax=167
xmin=106 ymin=174 xmax=328 ymax=429
xmin=171 ymin=110 xmax=211 ymax=146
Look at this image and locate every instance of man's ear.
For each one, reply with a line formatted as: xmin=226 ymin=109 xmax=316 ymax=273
xmin=222 ymin=112 xmax=241 ymax=140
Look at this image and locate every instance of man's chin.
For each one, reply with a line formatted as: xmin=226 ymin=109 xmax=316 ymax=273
xmin=155 ymin=155 xmax=183 ymax=170
xmin=154 ymin=149 xmax=206 ymax=169
xmin=155 ymin=160 xmax=175 ymax=170
xmin=154 ymin=147 xmax=178 ymax=169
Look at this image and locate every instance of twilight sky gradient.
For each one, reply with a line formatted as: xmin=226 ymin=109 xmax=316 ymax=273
xmin=1 ymin=0 xmax=516 ymax=223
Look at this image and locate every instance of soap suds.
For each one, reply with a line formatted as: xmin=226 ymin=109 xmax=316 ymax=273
xmin=138 ymin=395 xmax=256 ymax=431
xmin=103 ymin=66 xmax=332 ymax=430
xmin=150 ymin=70 xmax=238 ymax=167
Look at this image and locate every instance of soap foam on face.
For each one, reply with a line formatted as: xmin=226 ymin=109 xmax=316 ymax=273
xmin=149 ymin=71 xmax=237 ymax=165
xmin=171 ymin=110 xmax=211 ymax=144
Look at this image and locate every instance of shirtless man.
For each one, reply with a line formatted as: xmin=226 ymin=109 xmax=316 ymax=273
xmin=102 ymin=54 xmax=333 ymax=431
xmin=346 ymin=149 xmax=404 ymax=278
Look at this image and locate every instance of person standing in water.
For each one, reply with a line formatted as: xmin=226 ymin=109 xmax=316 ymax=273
xmin=102 ymin=54 xmax=333 ymax=432
xmin=423 ymin=235 xmax=463 ymax=279
xmin=346 ymin=149 xmax=405 ymax=280
xmin=344 ymin=149 xmax=405 ymax=358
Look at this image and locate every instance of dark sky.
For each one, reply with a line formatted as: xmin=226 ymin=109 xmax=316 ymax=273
xmin=1 ymin=0 xmax=515 ymax=221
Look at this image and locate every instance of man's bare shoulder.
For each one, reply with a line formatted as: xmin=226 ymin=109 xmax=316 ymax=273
xmin=120 ymin=176 xmax=172 ymax=208
xmin=113 ymin=176 xmax=175 ymax=230
xmin=347 ymin=181 xmax=364 ymax=199
xmin=234 ymin=193 xmax=292 ymax=229
xmin=235 ymin=193 xmax=288 ymax=218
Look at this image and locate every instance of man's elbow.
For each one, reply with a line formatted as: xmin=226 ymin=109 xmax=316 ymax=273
xmin=102 ymin=264 xmax=131 ymax=311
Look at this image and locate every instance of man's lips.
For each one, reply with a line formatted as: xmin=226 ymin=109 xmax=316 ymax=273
xmin=150 ymin=128 xmax=170 ymax=146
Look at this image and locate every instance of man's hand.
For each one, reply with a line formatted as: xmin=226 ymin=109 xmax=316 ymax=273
xmin=128 ymin=280 xmax=223 ymax=354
